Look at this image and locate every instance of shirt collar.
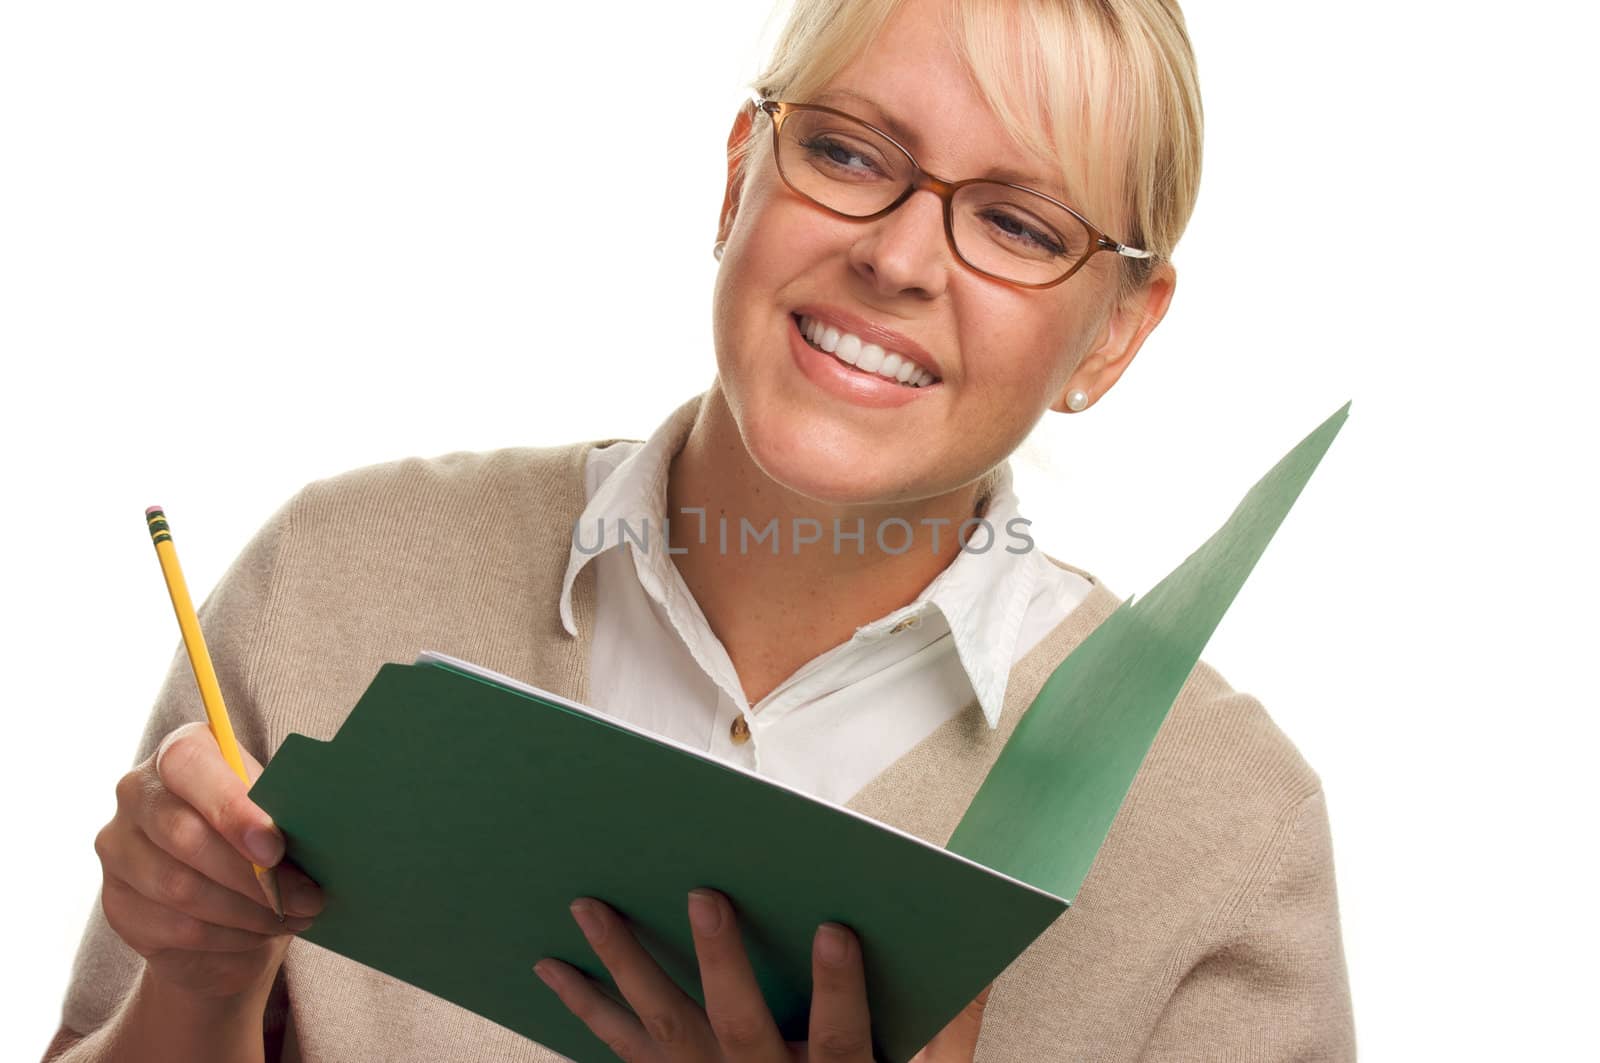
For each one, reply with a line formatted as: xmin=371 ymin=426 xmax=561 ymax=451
xmin=558 ymin=394 xmax=703 ymax=638
xmin=845 ymin=465 xmax=1041 ymax=730
xmin=559 ymin=395 xmax=1048 ymax=730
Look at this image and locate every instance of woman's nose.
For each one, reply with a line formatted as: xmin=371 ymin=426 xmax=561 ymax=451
xmin=846 ymin=188 xmax=952 ymax=301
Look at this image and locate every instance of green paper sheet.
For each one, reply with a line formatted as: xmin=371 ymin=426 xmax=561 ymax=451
xmin=248 ymin=401 xmax=1349 ymax=1062
xmin=947 ymin=401 xmax=1352 ymax=896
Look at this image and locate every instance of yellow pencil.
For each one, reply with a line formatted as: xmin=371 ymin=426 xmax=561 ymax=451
xmin=145 ymin=506 xmax=284 ymax=920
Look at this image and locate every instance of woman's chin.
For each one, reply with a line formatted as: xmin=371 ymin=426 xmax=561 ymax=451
xmin=717 ymin=372 xmax=970 ymax=507
xmin=739 ymin=420 xmax=935 ymax=508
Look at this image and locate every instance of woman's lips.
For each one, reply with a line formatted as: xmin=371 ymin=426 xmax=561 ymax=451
xmin=790 ymin=304 xmax=942 ymax=381
xmin=787 ymin=313 xmax=936 ymax=409
xmin=793 ymin=313 xmax=938 ymax=388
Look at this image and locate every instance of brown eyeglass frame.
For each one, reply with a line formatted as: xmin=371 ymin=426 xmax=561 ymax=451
xmin=755 ymin=97 xmax=1151 ymax=290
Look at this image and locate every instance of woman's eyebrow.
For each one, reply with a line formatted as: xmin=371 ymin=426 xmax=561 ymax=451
xmin=984 ymin=166 xmax=1081 ymax=207
xmin=813 ymin=88 xmax=926 ymax=151
xmin=810 ymin=88 xmax=1078 ymax=205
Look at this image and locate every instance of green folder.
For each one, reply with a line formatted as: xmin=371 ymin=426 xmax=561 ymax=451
xmin=249 ymin=401 xmax=1349 ymax=1062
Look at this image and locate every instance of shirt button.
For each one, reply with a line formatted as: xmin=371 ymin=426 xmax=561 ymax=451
xmin=891 ymin=616 xmax=921 ymax=634
xmin=729 ymin=716 xmax=751 ymax=745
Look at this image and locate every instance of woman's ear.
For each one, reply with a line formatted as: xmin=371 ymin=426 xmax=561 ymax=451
xmin=1050 ymin=265 xmax=1177 ymax=413
xmin=718 ymin=103 xmax=756 ymax=244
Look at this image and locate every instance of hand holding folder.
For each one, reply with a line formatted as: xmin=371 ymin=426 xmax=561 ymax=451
xmin=535 ymin=888 xmax=993 ymax=1060
xmin=248 ymin=402 xmax=1350 ymax=1062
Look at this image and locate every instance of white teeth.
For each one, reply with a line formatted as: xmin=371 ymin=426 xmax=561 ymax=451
xmin=797 ymin=315 xmax=938 ymax=388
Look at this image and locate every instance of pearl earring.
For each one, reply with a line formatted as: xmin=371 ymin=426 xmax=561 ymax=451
xmin=713 ymin=241 xmax=726 ymax=262
xmin=1065 ymin=389 xmax=1089 ymax=412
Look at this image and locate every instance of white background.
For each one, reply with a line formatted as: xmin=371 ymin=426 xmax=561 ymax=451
xmin=3 ymin=1 xmax=1596 ymax=1058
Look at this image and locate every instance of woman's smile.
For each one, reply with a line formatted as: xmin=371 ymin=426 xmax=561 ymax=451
xmin=793 ymin=313 xmax=939 ymax=388
xmin=786 ymin=308 xmax=936 ymax=408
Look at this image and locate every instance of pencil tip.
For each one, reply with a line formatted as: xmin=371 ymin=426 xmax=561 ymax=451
xmin=258 ymin=868 xmax=286 ymax=921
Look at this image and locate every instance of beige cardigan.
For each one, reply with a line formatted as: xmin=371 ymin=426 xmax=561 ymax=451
xmin=60 ymin=436 xmax=1356 ymax=1061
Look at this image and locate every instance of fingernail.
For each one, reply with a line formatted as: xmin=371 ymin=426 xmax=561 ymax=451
xmin=533 ymin=960 xmax=560 ymax=990
xmin=570 ymin=900 xmax=605 ymax=944
xmin=817 ymin=923 xmax=850 ymax=966
xmin=688 ymin=889 xmax=723 ymax=934
xmin=286 ymin=882 xmax=324 ymax=919
xmin=284 ymin=916 xmax=315 ymax=934
xmin=244 ymin=827 xmax=283 ymax=867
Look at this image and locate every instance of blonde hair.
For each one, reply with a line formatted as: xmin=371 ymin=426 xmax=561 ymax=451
xmin=739 ymin=0 xmax=1203 ymax=289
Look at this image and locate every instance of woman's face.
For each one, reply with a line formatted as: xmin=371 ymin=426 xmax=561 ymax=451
xmin=712 ymin=0 xmax=1171 ymax=508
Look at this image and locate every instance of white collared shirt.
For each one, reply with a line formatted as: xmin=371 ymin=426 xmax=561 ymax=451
xmin=558 ymin=402 xmax=1092 ymax=805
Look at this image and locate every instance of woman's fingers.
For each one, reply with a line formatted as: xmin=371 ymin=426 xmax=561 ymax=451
xmin=806 ymin=923 xmax=874 ymax=1061
xmin=151 ymin=722 xmax=326 ymax=918
xmin=132 ymin=781 xmax=274 ymax=905
xmin=92 ymin=722 xmax=319 ymax=1000
xmin=541 ymin=895 xmax=882 ymax=1063
xmin=685 ymin=889 xmax=787 ymax=1061
xmin=102 ymin=869 xmax=298 ymax=1001
xmin=100 ymin=875 xmax=285 ymax=955
xmin=535 ymin=958 xmax=657 ymax=1062
xmin=155 ymin=721 xmax=286 ymax=874
xmin=101 ymin=816 xmax=311 ymax=937
xmin=568 ymin=896 xmax=720 ymax=1061
xmin=273 ymin=861 xmax=326 ymax=919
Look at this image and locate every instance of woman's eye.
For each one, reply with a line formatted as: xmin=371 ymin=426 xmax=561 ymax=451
xmin=982 ymin=210 xmax=1068 ymax=256
xmin=802 ymin=136 xmax=884 ymax=178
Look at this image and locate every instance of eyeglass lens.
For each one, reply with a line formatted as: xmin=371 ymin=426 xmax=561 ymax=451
xmin=773 ymin=108 xmax=1094 ymax=286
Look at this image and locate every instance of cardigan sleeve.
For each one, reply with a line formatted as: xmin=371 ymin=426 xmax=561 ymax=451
xmin=1139 ymin=789 xmax=1357 ymax=1061
xmin=55 ymin=495 xmax=296 ymax=1039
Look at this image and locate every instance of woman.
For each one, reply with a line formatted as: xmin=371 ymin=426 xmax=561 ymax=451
xmin=45 ymin=0 xmax=1354 ymax=1059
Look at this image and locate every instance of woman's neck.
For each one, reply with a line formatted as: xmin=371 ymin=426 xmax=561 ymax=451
xmin=666 ymin=386 xmax=988 ymax=706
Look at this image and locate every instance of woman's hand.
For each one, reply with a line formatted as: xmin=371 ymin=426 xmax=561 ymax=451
xmin=93 ymin=721 xmax=326 ymax=1002
xmin=534 ymin=889 xmax=990 ymax=1061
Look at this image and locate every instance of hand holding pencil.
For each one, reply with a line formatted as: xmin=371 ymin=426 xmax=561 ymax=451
xmin=83 ymin=508 xmax=325 ymax=1003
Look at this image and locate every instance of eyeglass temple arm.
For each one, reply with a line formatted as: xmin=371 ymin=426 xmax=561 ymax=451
xmin=1098 ymin=235 xmax=1152 ymax=260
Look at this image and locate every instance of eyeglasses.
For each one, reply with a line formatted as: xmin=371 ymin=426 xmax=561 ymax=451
xmin=754 ymin=97 xmax=1150 ymax=289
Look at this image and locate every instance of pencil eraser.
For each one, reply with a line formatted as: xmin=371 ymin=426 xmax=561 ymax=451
xmin=146 ymin=505 xmax=164 ymax=516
